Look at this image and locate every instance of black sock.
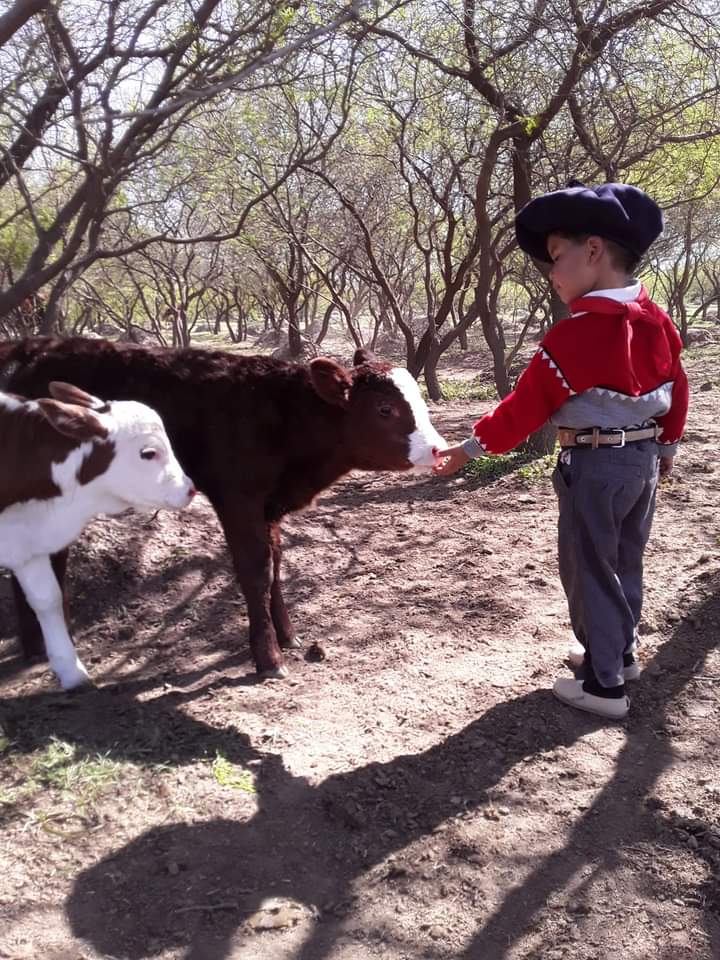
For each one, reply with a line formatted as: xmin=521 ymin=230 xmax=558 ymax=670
xmin=582 ymin=657 xmax=626 ymax=699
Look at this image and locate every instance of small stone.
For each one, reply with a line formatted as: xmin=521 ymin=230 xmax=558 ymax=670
xmin=684 ymin=702 xmax=713 ymax=719
xmin=699 ymin=381 xmax=714 ymax=391
xmin=428 ymin=926 xmax=445 ymax=941
xmin=305 ymin=641 xmax=327 ymax=662
xmin=167 ymin=861 xmax=180 ymax=876
xmin=568 ymin=901 xmax=591 ymax=915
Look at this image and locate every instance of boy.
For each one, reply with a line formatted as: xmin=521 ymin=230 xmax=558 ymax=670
xmin=433 ymin=182 xmax=688 ymax=720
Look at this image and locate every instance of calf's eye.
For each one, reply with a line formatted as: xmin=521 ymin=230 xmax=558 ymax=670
xmin=378 ymin=403 xmax=393 ymax=417
xmin=140 ymin=448 xmax=157 ymax=460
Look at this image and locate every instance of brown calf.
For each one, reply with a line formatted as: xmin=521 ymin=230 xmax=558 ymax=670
xmin=0 ymin=338 xmax=445 ymax=679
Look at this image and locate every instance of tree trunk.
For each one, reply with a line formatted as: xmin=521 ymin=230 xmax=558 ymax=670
xmin=521 ymin=286 xmax=566 ymax=455
xmin=423 ymin=339 xmax=443 ymax=401
xmin=521 ymin=421 xmax=558 ymax=456
xmin=287 ymin=307 xmax=303 ymax=357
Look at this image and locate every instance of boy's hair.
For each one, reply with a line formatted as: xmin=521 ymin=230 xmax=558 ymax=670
xmin=553 ymin=230 xmax=641 ymax=275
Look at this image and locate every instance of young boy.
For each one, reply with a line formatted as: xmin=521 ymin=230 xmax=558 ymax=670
xmin=434 ymin=182 xmax=689 ymax=720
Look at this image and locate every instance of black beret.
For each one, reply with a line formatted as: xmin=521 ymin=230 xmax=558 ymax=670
xmin=514 ymin=182 xmax=664 ymax=263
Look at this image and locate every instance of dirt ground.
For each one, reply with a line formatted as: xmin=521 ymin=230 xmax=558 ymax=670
xmin=0 ymin=343 xmax=718 ymax=960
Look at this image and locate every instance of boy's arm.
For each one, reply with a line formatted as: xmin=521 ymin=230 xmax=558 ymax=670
xmin=467 ymin=348 xmax=572 ymax=455
xmin=434 ymin=348 xmax=572 ymax=475
xmin=654 ymin=360 xmax=689 ymax=457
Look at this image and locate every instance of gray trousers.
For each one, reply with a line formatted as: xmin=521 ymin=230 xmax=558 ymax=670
xmin=552 ymin=440 xmax=659 ymax=689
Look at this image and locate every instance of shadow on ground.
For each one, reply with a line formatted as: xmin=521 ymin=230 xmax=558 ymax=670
xmin=52 ymin=573 xmax=720 ymax=960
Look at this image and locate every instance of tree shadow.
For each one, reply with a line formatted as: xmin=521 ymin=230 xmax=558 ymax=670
xmin=63 ymin=572 xmax=720 ymax=960
xmin=1 ymin=477 xmax=512 ymax=695
xmin=459 ymin=572 xmax=720 ymax=959
xmin=0 ymin=666 xmax=268 ymax=775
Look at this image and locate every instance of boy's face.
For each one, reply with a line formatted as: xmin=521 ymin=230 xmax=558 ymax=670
xmin=546 ymin=234 xmax=603 ymax=305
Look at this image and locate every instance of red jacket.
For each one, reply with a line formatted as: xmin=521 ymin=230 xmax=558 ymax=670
xmin=472 ymin=287 xmax=688 ymax=454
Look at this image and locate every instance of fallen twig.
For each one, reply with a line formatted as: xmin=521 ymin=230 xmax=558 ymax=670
xmin=174 ymin=901 xmax=241 ymax=914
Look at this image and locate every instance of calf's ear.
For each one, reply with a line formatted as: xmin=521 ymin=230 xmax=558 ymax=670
xmin=309 ymin=358 xmax=352 ymax=408
xmin=37 ymin=399 xmax=109 ymax=442
xmin=353 ymin=348 xmax=373 ymax=366
xmin=49 ymin=381 xmax=107 ymax=411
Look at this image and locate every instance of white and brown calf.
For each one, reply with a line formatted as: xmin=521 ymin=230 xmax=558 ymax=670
xmin=0 ymin=381 xmax=195 ymax=690
xmin=2 ymin=340 xmax=447 ymax=679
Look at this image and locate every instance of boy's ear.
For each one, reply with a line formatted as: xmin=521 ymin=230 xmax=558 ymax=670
xmin=586 ymin=235 xmax=605 ymax=262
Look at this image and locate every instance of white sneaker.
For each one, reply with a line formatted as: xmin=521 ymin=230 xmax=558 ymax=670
xmin=553 ymin=677 xmax=630 ymax=720
xmin=623 ymin=655 xmax=641 ymax=681
xmin=568 ymin=642 xmax=641 ymax=681
xmin=568 ymin=640 xmax=585 ymax=667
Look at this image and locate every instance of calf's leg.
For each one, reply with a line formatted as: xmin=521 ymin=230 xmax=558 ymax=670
xmin=13 ymin=555 xmax=91 ymax=691
xmin=13 ymin=549 xmax=69 ymax=661
xmin=269 ymin=523 xmax=301 ymax=650
xmin=216 ymin=504 xmax=287 ymax=679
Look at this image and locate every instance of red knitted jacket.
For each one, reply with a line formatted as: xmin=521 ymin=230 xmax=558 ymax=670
xmin=472 ymin=287 xmax=688 ymax=454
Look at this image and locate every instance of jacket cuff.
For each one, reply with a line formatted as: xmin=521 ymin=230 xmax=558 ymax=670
xmin=462 ymin=436 xmax=486 ymax=458
xmin=657 ymin=441 xmax=678 ymax=457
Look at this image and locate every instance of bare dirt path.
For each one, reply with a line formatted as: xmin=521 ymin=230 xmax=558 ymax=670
xmin=1 ymin=344 xmax=718 ymax=960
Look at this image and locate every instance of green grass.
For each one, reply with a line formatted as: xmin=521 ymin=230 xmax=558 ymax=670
xmin=26 ymin=737 xmax=125 ymax=797
xmin=0 ymin=736 xmax=129 ymax=832
xmin=516 ymin=451 xmax=558 ymax=483
xmin=211 ymin=752 xmax=256 ymax=793
xmin=420 ymin=376 xmax=499 ymax=402
xmin=463 ymin=448 xmax=557 ymax=486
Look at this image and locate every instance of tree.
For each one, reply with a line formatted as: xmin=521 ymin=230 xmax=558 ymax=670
xmin=359 ymin=0 xmax=720 ymax=447
xmin=0 ymin=0 xmax=369 ymax=324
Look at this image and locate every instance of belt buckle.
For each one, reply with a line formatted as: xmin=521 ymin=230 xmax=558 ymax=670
xmin=607 ymin=428 xmax=626 ymax=448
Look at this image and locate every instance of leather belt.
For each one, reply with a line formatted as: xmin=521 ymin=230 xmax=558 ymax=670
xmin=557 ymin=425 xmax=660 ymax=449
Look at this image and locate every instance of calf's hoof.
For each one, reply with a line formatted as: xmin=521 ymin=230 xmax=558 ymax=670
xmin=57 ymin=664 xmax=94 ymax=693
xmin=258 ymin=665 xmax=289 ymax=681
xmin=65 ymin=678 xmax=97 ymax=695
xmin=281 ymin=635 xmax=303 ymax=650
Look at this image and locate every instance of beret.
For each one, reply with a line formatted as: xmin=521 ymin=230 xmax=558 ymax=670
xmin=515 ymin=181 xmax=663 ymax=263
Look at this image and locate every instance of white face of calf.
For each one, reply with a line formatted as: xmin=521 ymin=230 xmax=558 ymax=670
xmin=309 ymin=353 xmax=446 ymax=472
xmin=389 ymin=367 xmax=446 ymax=469
xmin=99 ymin=401 xmax=195 ymax=510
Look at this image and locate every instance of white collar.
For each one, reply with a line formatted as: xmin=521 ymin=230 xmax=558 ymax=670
xmin=582 ymin=281 xmax=641 ymax=303
xmin=571 ymin=281 xmax=641 ymax=317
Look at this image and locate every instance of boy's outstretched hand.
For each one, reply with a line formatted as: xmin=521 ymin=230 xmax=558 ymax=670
xmin=433 ymin=445 xmax=471 ymax=476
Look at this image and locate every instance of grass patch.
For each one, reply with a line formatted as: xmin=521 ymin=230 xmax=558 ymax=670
xmin=26 ymin=737 xmax=125 ymax=797
xmin=0 ymin=736 xmax=129 ymax=830
xmin=211 ymin=752 xmax=256 ymax=793
xmin=463 ymin=448 xmax=558 ymax=486
xmin=420 ymin=376 xmax=499 ymax=403
xmin=516 ymin=451 xmax=558 ymax=483
xmin=440 ymin=377 xmax=498 ymax=402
